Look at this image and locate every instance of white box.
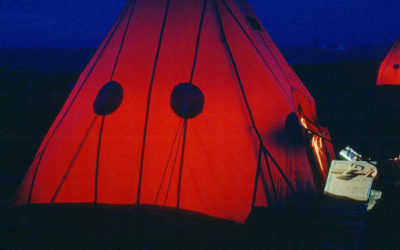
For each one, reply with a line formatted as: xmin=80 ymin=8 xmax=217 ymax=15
xmin=324 ymin=160 xmax=376 ymax=201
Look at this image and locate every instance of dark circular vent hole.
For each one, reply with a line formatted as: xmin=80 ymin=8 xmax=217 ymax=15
xmin=93 ymin=81 xmax=123 ymax=115
xmin=394 ymin=63 xmax=399 ymax=70
xmin=170 ymin=83 xmax=204 ymax=119
xmin=285 ymin=112 xmax=304 ymax=145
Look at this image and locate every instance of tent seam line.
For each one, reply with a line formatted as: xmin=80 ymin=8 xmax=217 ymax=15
xmin=189 ymin=0 xmax=208 ymax=83
xmin=220 ymin=0 xmax=294 ymax=110
xmin=154 ymin=119 xmax=183 ymax=204
xmin=216 ymin=0 xmax=295 ymax=197
xmin=50 ymin=115 xmax=98 ymax=203
xmin=27 ymin=1 xmax=132 ymax=203
xmin=94 ymin=115 xmax=106 ymax=203
xmin=263 ymin=151 xmax=278 ymax=202
xmin=176 ymin=119 xmax=188 ymax=208
xmin=251 ymin=145 xmax=263 ymax=208
xmin=110 ymin=0 xmax=137 ymax=81
xmin=164 ymin=121 xmax=185 ymax=206
xmin=137 ymin=0 xmax=171 ymax=204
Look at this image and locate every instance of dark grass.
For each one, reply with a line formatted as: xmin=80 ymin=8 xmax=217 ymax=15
xmin=1 ymin=200 xmax=386 ymax=249
xmin=0 ymin=204 xmax=320 ymax=249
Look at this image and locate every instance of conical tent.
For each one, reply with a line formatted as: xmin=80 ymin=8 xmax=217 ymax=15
xmin=14 ymin=0 xmax=334 ymax=223
xmin=377 ymin=36 xmax=400 ymax=85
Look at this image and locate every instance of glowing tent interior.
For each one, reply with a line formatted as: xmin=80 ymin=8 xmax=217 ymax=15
xmin=14 ymin=0 xmax=335 ymax=223
xmin=377 ymin=35 xmax=400 ymax=85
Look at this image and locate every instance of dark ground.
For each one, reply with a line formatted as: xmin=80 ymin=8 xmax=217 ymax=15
xmin=1 ymin=49 xmax=399 ymax=248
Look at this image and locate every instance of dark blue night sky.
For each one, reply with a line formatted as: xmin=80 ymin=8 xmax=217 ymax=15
xmin=1 ymin=0 xmax=399 ymax=48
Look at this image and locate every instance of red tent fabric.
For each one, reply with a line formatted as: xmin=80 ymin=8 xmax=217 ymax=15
xmin=14 ymin=0 xmax=334 ymax=223
xmin=377 ymin=36 xmax=400 ymax=85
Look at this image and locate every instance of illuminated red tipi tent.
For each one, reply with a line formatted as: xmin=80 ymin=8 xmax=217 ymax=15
xmin=377 ymin=36 xmax=400 ymax=85
xmin=14 ymin=0 xmax=334 ymax=223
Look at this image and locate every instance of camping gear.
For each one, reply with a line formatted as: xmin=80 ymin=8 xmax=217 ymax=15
xmin=13 ymin=0 xmax=334 ymax=223
xmin=339 ymin=146 xmax=362 ymax=161
xmin=324 ymin=160 xmax=376 ymax=201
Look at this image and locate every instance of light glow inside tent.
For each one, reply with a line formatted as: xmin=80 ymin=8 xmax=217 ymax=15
xmin=14 ymin=0 xmax=335 ymax=223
